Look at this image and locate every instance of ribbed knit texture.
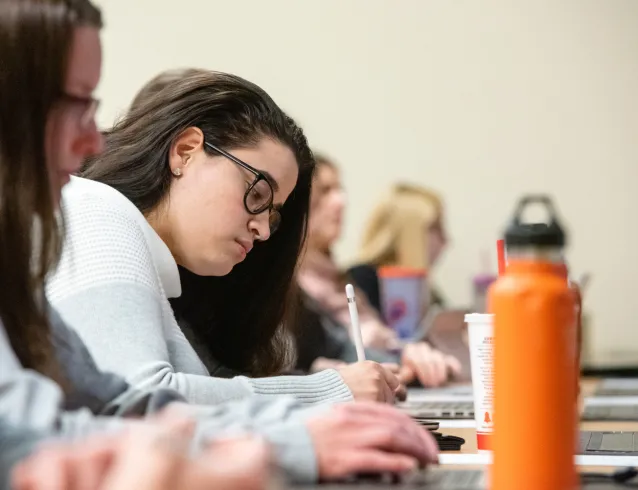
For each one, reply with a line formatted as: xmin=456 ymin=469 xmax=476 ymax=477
xmin=47 ymin=177 xmax=352 ymax=406
xmin=0 ymin=313 xmax=323 ymax=483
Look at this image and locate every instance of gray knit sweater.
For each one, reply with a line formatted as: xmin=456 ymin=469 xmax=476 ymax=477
xmin=0 ymin=421 xmax=43 ymax=490
xmin=46 ymin=177 xmax=352 ymax=406
xmin=0 ymin=307 xmax=329 ymax=487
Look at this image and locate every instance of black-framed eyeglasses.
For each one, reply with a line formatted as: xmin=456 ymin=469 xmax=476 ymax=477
xmin=59 ymin=92 xmax=100 ymax=130
xmin=205 ymin=141 xmax=282 ymax=235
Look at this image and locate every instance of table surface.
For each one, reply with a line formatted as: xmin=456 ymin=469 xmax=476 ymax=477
xmin=434 ymin=378 xmax=638 ymax=473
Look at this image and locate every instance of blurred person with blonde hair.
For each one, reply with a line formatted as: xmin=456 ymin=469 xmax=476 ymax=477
xmin=349 ymin=183 xmax=449 ymax=314
xmin=295 ymin=154 xmax=459 ymax=387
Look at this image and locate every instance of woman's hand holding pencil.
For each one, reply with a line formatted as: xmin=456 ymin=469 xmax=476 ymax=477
xmin=337 ymin=362 xmax=406 ymax=403
xmin=339 ymin=284 xmax=406 ymax=403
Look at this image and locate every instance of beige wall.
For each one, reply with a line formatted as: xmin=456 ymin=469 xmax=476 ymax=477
xmin=93 ymin=0 xmax=638 ymax=363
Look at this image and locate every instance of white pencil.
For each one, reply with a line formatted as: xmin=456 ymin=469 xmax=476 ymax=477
xmin=345 ymin=284 xmax=366 ymax=361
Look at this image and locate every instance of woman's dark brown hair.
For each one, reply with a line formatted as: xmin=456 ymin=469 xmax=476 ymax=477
xmin=81 ymin=70 xmax=315 ymax=376
xmin=128 ymin=67 xmax=209 ymax=114
xmin=0 ymin=0 xmax=102 ymax=383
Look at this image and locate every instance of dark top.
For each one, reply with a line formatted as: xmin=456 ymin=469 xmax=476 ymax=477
xmin=293 ymin=294 xmax=398 ymax=372
xmin=348 ymin=264 xmax=384 ymax=312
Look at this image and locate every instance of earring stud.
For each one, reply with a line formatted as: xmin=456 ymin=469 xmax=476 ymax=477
xmin=172 ymin=168 xmax=182 ymax=177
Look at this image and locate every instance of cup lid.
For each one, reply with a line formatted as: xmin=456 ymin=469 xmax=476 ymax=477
xmin=378 ymin=266 xmax=426 ymax=278
xmin=464 ymin=313 xmax=494 ymax=323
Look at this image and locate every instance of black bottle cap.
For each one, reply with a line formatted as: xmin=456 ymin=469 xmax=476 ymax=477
xmin=504 ymin=195 xmax=566 ymax=248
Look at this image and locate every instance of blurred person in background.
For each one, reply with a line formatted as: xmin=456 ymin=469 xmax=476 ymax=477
xmin=295 ymin=154 xmax=460 ymax=387
xmin=348 ymin=182 xmax=474 ymax=381
xmin=349 ymin=183 xmax=449 ymax=314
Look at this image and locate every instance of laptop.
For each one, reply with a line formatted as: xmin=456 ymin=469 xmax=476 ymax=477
xmin=398 ymin=400 xmax=475 ymax=420
xmin=423 ymin=310 xmax=473 ymax=383
xmin=293 ymin=467 xmax=634 ymax=489
xmin=291 ymin=434 xmax=638 ymax=488
xmin=582 ymin=405 xmax=638 ymax=421
xmin=400 ymin=396 xmax=638 ymax=423
xmin=581 ymin=431 xmax=638 ymax=455
xmin=407 ymin=385 xmax=474 ymax=399
xmin=595 ymin=378 xmax=638 ymax=397
xmin=401 ymin=404 xmax=638 ymax=423
xmin=583 ymin=380 xmax=638 ymax=420
xmin=292 ymin=469 xmax=486 ymax=489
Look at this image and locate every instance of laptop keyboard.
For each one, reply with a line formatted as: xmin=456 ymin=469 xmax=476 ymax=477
xmin=398 ymin=401 xmax=475 ymax=419
xmin=418 ymin=469 xmax=486 ymax=489
xmin=596 ymin=389 xmax=638 ymax=397
xmin=311 ymin=470 xmax=486 ymax=489
xmin=580 ymin=431 xmax=592 ymax=451
xmin=583 ymin=405 xmax=638 ymax=421
xmin=595 ymin=379 xmax=638 ymax=397
xmin=581 ymin=431 xmax=638 ymax=453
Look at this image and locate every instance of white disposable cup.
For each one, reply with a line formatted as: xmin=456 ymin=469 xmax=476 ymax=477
xmin=465 ymin=313 xmax=494 ymax=452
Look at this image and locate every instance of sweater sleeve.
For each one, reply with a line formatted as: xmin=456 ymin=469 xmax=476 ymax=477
xmin=47 ymin=188 xmax=352 ymax=406
xmin=175 ymin=397 xmax=327 ymax=483
xmin=0 ymin=421 xmax=46 ymax=490
xmin=2 ymin=308 xmax=325 ymax=483
xmin=0 ymin=319 xmax=134 ymax=439
xmin=1 ymin=316 xmax=322 ymax=483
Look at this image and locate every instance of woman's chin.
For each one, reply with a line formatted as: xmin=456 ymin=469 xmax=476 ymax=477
xmin=184 ymin=259 xmax=233 ymax=277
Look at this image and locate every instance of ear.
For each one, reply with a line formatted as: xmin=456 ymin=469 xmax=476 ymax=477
xmin=168 ymin=127 xmax=205 ymax=175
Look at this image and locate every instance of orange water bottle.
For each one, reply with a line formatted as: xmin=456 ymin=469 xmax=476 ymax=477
xmin=489 ymin=196 xmax=577 ymax=490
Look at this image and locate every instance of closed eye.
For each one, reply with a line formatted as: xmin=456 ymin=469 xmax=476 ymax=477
xmin=250 ymin=186 xmax=265 ymax=200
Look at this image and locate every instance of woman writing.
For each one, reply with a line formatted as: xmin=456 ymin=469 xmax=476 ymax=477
xmin=46 ymin=69 xmax=401 ymax=405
